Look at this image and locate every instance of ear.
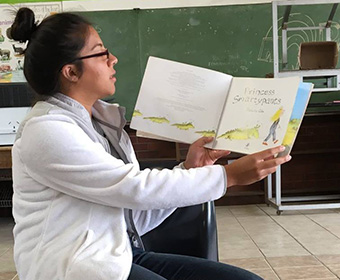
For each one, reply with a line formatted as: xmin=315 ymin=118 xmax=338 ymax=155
xmin=60 ymin=64 xmax=80 ymax=83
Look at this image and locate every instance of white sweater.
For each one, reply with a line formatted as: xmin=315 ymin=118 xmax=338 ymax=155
xmin=11 ymin=93 xmax=227 ymax=280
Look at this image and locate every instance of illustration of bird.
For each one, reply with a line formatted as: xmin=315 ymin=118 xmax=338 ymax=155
xmin=143 ymin=117 xmax=170 ymax=124
xmin=133 ymin=109 xmax=143 ymax=117
xmin=195 ymin=130 xmax=216 ymax=137
xmin=171 ymin=122 xmax=195 ymax=130
xmin=218 ymin=125 xmax=260 ymax=140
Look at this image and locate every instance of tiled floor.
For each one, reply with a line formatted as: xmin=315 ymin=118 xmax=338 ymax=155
xmin=217 ymin=205 xmax=340 ymax=279
xmin=1 ymin=204 xmax=340 ymax=279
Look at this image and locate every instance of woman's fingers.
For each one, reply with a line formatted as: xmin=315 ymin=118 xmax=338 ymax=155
xmin=252 ymin=145 xmax=285 ymax=160
xmin=224 ymin=146 xmax=292 ymax=188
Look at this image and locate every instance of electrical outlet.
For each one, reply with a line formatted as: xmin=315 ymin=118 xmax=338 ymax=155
xmin=0 ymin=107 xmax=31 ymax=145
xmin=7 ymin=121 xmax=20 ymax=133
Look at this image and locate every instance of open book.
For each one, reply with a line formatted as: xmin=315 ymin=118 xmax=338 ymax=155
xmin=130 ymin=57 xmax=313 ymax=156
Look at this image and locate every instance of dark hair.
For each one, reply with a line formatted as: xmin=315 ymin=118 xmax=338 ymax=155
xmin=9 ymin=8 xmax=91 ymax=97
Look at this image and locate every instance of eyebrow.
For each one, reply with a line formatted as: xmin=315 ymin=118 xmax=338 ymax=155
xmin=91 ymin=43 xmax=104 ymax=51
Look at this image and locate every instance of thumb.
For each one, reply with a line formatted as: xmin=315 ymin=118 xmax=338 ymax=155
xmin=211 ymin=149 xmax=231 ymax=160
xmin=195 ymin=136 xmax=214 ymax=146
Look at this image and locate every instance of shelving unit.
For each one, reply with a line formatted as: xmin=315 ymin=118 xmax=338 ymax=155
xmin=265 ymin=165 xmax=340 ymax=215
xmin=272 ymin=0 xmax=340 ymax=92
xmin=268 ymin=0 xmax=340 ymax=214
xmin=0 ymin=147 xmax=12 ymax=208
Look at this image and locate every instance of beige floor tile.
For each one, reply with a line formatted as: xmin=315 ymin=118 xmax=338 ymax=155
xmin=272 ymin=215 xmax=340 ymax=254
xmin=304 ymin=243 xmax=340 ymax=255
xmin=274 ymin=266 xmax=336 ymax=280
xmin=0 ymin=249 xmax=16 ymax=273
xmin=327 ymin=265 xmax=340 ymax=278
xmin=215 ymin=206 xmax=233 ymax=217
xmin=0 ymin=231 xmax=13 ymax=244
xmin=299 ymin=209 xmax=337 ymax=215
xmin=228 ymin=205 xmax=267 ymax=217
xmin=220 ymin=257 xmax=270 ymax=270
xmin=216 ymin=216 xmax=240 ymax=230
xmin=11 ymin=275 xmax=19 ymax=280
xmin=0 ymin=272 xmax=17 ymax=280
xmin=290 ymin=279 xmax=337 ymax=280
xmin=248 ymin=268 xmax=280 ymax=280
xmin=252 ymin=234 xmax=307 ymax=248
xmin=260 ymin=246 xmax=311 ymax=258
xmin=237 ymin=214 xmax=274 ymax=223
xmin=259 ymin=205 xmax=301 ymax=216
xmin=249 ymin=231 xmax=301 ymax=244
xmin=218 ymin=241 xmax=263 ymax=259
xmin=316 ymin=255 xmax=340 ymax=266
xmin=218 ymin=233 xmax=253 ymax=245
xmin=307 ymin=214 xmax=340 ymax=239
xmin=236 ymin=216 xmax=311 ymax=257
xmin=0 ymin=244 xmax=12 ymax=257
xmin=266 ymin=256 xmax=321 ymax=268
xmin=218 ymin=238 xmax=259 ymax=250
xmin=218 ymin=225 xmax=251 ymax=240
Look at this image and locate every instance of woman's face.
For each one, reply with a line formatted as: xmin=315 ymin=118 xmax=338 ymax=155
xmin=76 ymin=26 xmax=118 ymax=100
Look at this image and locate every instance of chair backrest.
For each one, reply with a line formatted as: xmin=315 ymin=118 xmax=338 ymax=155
xmin=142 ymin=201 xmax=219 ymax=261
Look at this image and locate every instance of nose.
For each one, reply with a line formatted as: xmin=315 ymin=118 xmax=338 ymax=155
xmin=109 ymin=52 xmax=118 ymax=66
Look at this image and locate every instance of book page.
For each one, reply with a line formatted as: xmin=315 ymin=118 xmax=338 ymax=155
xmin=278 ymin=82 xmax=313 ymax=157
xmin=213 ymin=77 xmax=301 ymax=154
xmin=130 ymin=56 xmax=233 ymax=144
xmin=136 ymin=130 xmax=185 ymax=142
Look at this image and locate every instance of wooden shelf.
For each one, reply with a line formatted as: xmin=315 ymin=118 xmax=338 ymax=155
xmin=0 ymin=146 xmax=12 ymax=169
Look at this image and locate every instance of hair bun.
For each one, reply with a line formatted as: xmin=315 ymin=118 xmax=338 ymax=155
xmin=8 ymin=7 xmax=37 ymax=43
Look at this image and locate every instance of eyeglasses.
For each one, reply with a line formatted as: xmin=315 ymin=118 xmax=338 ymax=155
xmin=60 ymin=48 xmax=115 ymax=71
xmin=72 ymin=48 xmax=110 ymax=62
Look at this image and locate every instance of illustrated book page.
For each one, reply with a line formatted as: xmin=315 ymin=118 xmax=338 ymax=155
xmin=130 ymin=56 xmax=233 ymax=144
xmin=210 ymin=76 xmax=302 ymax=154
xmin=278 ymin=82 xmax=313 ymax=157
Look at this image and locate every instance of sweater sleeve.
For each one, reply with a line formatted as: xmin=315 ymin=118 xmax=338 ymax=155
xmin=15 ymin=115 xmax=227 ymax=210
xmin=132 ymin=163 xmax=186 ymax=235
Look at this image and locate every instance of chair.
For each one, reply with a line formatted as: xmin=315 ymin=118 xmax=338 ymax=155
xmin=142 ymin=201 xmax=219 ymax=261
xmin=139 ymin=160 xmax=219 ymax=261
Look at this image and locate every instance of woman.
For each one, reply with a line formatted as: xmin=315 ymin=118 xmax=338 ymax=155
xmin=9 ymin=8 xmax=290 ymax=280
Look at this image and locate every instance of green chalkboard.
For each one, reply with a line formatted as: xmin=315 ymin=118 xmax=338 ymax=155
xmin=75 ymin=4 xmax=340 ymax=118
xmin=138 ymin=5 xmax=273 ymax=77
xmin=80 ymin=4 xmax=276 ymax=119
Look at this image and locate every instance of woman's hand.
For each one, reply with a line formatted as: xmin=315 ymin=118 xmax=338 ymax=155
xmin=225 ymin=145 xmax=291 ymax=188
xmin=184 ymin=137 xmax=230 ymax=169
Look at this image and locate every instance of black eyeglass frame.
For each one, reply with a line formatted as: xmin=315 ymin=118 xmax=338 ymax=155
xmin=69 ymin=48 xmax=109 ymax=63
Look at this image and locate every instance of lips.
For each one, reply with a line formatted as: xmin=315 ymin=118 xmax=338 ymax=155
xmin=110 ymin=72 xmax=116 ymax=81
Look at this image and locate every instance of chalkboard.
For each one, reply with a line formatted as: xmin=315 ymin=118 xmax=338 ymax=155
xmin=80 ymin=4 xmax=276 ymax=119
xmin=138 ymin=5 xmax=273 ymax=76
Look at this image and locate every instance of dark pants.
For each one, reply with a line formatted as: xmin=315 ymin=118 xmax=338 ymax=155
xmin=128 ymin=247 xmax=263 ymax=280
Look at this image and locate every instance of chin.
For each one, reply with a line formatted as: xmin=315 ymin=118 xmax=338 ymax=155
xmin=104 ymin=87 xmax=116 ymax=97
